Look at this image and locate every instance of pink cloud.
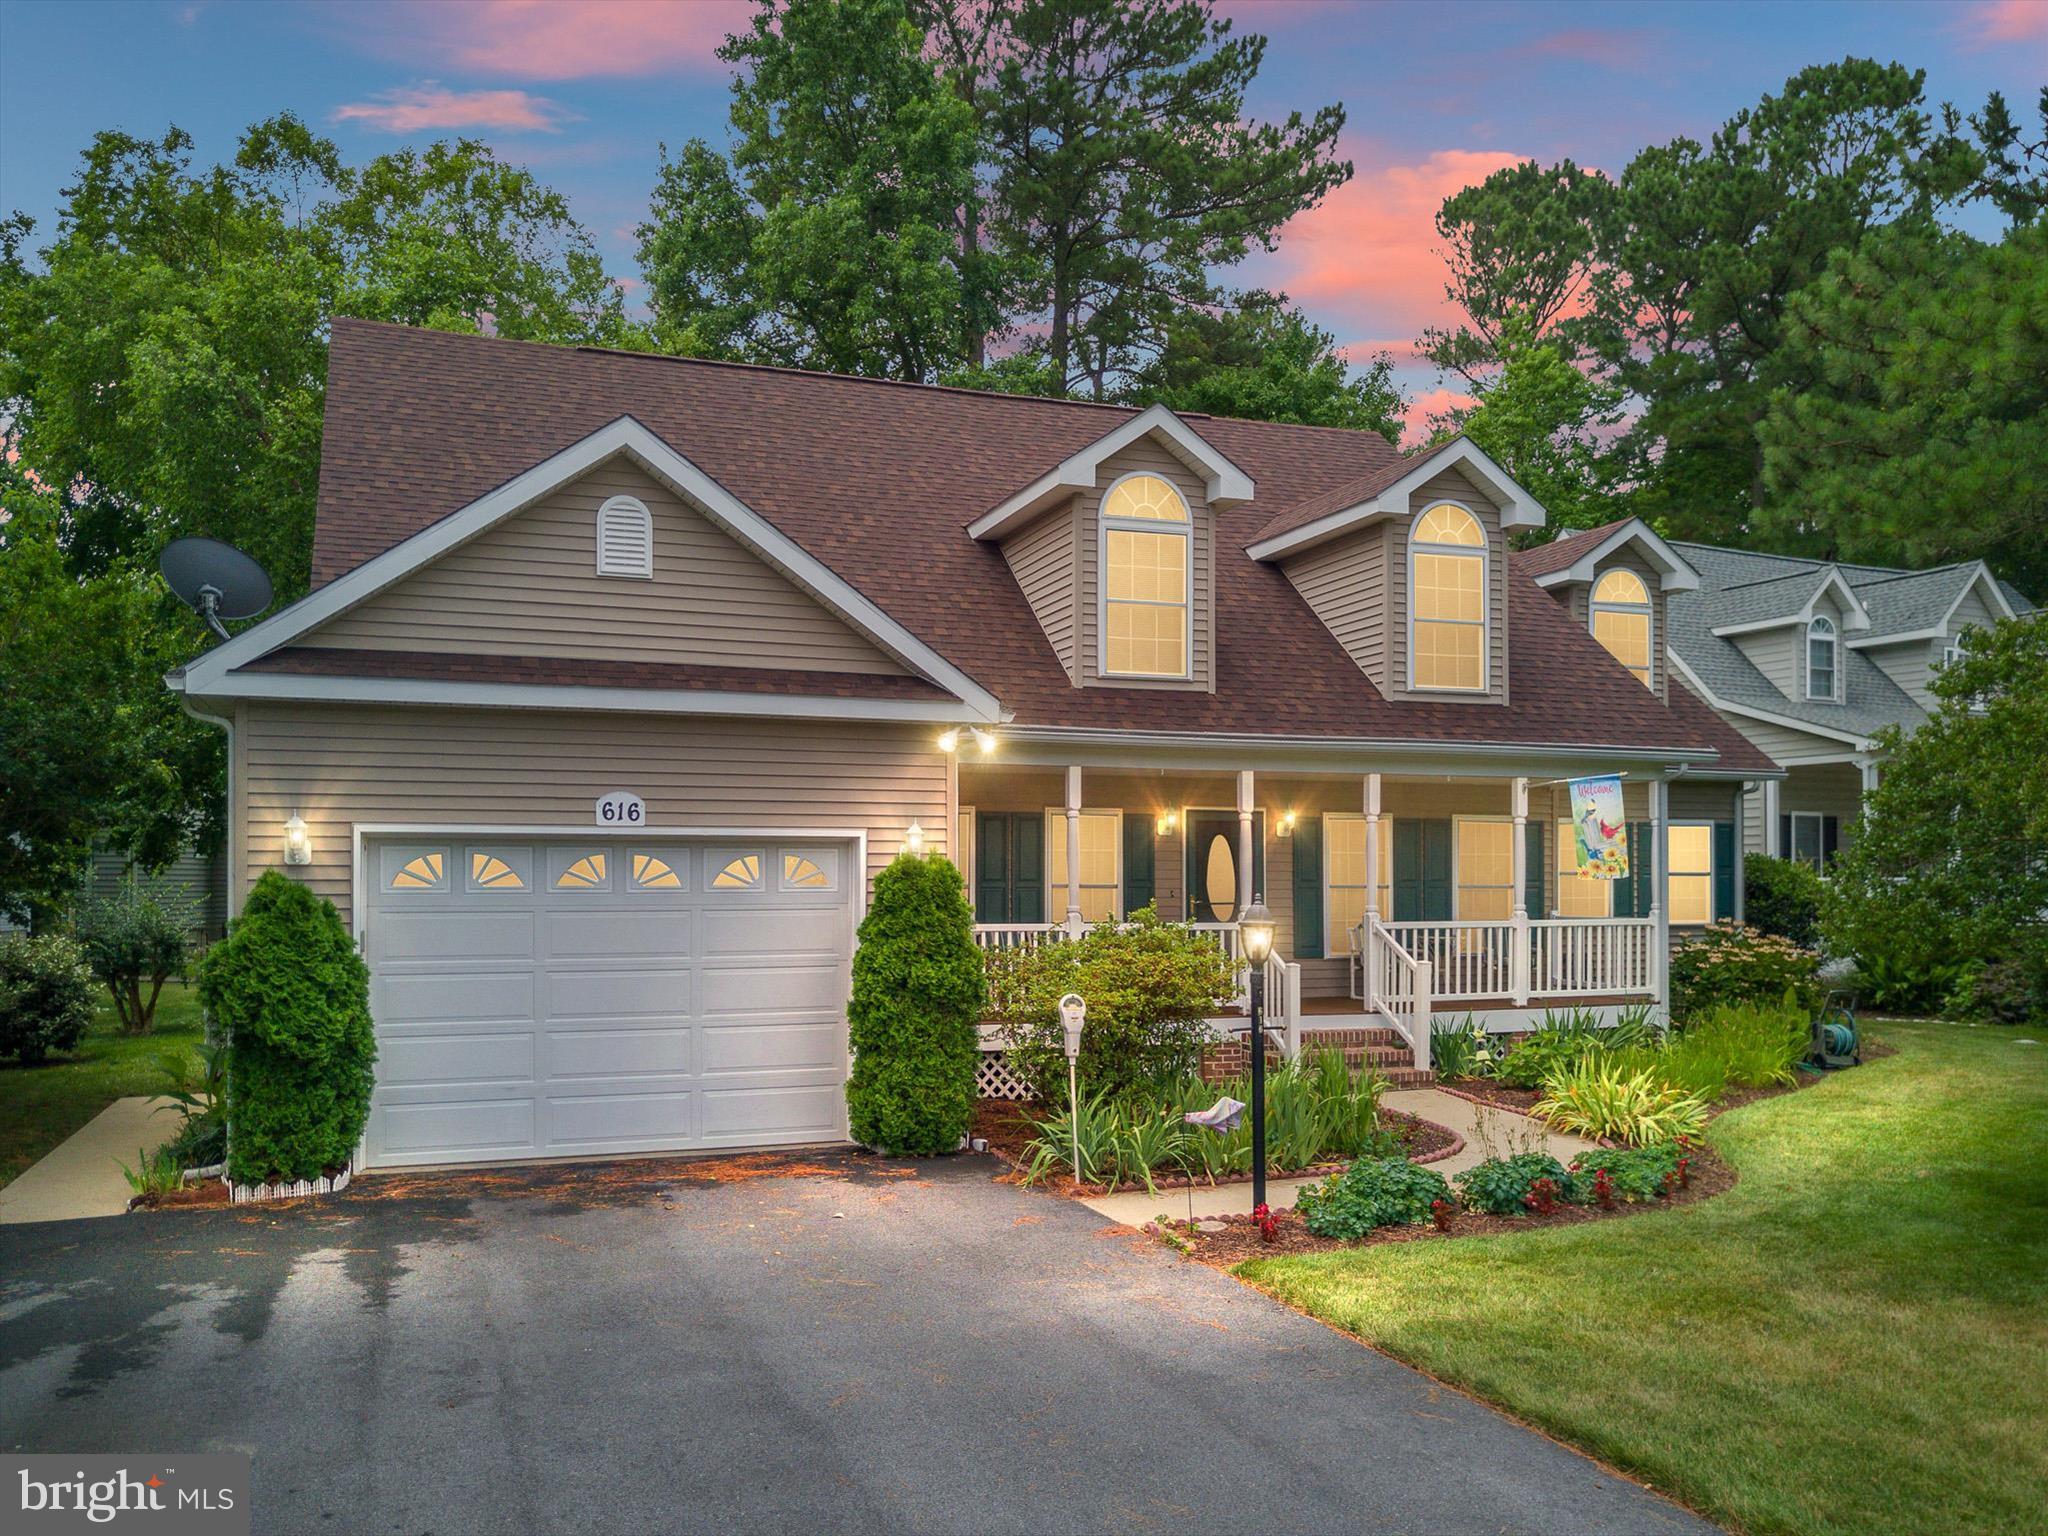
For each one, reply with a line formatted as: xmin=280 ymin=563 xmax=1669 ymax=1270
xmin=1265 ymin=144 xmax=1525 ymax=350
xmin=332 ymin=83 xmax=577 ymax=134
xmin=1516 ymin=28 xmax=1655 ymax=70
xmin=343 ymin=0 xmax=751 ymax=81
xmin=1402 ymin=386 xmax=1474 ymax=448
xmin=1953 ymin=0 xmax=2048 ymax=45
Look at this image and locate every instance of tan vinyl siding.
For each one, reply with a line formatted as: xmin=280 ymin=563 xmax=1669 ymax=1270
xmin=1731 ymin=625 xmax=1800 ymax=698
xmin=1075 ymin=440 xmax=1216 ymax=692
xmin=1742 ymin=762 xmax=1865 ymax=858
xmin=1718 ymin=708 xmax=1853 ymax=767
xmin=1391 ymin=467 xmax=1508 ymax=703
xmin=1001 ymin=506 xmax=1078 ymax=682
xmin=1281 ymin=524 xmax=1390 ymax=690
xmin=1862 ymin=638 xmax=1939 ymax=706
xmin=237 ymin=704 xmax=949 ymax=928
xmin=302 ymin=458 xmax=909 ymax=675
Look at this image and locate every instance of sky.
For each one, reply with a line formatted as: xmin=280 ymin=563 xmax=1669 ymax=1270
xmin=1 ymin=0 xmax=2043 ymax=438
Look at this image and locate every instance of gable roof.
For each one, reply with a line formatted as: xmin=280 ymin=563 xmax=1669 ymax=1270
xmin=1243 ymin=435 xmax=1546 ymax=559
xmin=1519 ymin=517 xmax=1699 ymax=593
xmin=227 ymin=320 xmax=1774 ymax=764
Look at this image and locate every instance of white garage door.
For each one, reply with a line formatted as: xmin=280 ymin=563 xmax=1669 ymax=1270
xmin=360 ymin=836 xmax=855 ymax=1168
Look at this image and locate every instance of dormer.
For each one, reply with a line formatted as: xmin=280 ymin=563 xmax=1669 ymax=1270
xmin=970 ymin=405 xmax=1251 ymax=692
xmin=1709 ymin=566 xmax=1869 ymax=704
xmin=1246 ymin=438 xmax=1545 ymax=705
xmin=1525 ymin=517 xmax=1698 ymax=702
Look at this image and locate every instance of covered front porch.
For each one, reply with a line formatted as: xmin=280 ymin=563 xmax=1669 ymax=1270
xmin=957 ymin=757 xmax=1696 ymax=1073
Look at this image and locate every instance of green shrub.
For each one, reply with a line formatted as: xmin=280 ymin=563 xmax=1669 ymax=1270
xmin=1429 ymin=1014 xmax=1496 ymax=1079
xmin=1848 ymin=949 xmax=1968 ymax=1015
xmin=1568 ymin=1141 xmax=1690 ymax=1202
xmin=845 ymin=853 xmax=984 ymax=1156
xmin=1675 ymin=997 xmax=1809 ymax=1088
xmin=1455 ymin=1152 xmax=1575 ymax=1215
xmin=1298 ymin=1156 xmax=1451 ymax=1238
xmin=1669 ymin=922 xmax=1822 ymax=1020
xmin=1743 ymin=855 xmax=1824 ymax=947
xmin=0 ymin=932 xmax=95 ymax=1064
xmin=1947 ymin=948 xmax=2047 ymax=1026
xmin=1003 ymin=905 xmax=1237 ymax=1105
xmin=1533 ymin=1057 xmax=1709 ymax=1145
xmin=75 ymin=878 xmax=198 ymax=1034
xmin=199 ymin=871 xmax=375 ymax=1185
xmin=1494 ymin=1027 xmax=1596 ymax=1089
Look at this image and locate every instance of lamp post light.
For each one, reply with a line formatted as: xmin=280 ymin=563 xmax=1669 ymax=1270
xmin=1058 ymin=992 xmax=1086 ymax=1187
xmin=1238 ymin=898 xmax=1277 ymax=1212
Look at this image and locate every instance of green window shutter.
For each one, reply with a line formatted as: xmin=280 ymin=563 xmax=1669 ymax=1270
xmin=976 ymin=813 xmax=1009 ymax=922
xmin=1291 ymin=815 xmax=1324 ymax=959
xmin=1629 ymin=821 xmax=1655 ymax=918
xmin=1613 ymin=823 xmax=1636 ymax=918
xmin=1014 ymin=815 xmax=1045 ymax=923
xmin=1397 ymin=819 xmax=1453 ymax=922
xmin=1122 ymin=813 xmax=1155 ymax=917
xmin=1713 ymin=820 xmax=1736 ymax=922
xmin=1424 ymin=819 xmax=1454 ymax=921
xmin=1524 ymin=819 xmax=1545 ymax=917
xmin=1392 ymin=819 xmax=1422 ymax=922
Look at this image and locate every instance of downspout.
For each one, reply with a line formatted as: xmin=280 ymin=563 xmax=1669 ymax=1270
xmin=175 ymin=685 xmax=237 ymax=925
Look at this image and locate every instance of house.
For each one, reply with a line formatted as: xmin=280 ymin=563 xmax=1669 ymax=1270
xmin=166 ymin=320 xmax=1777 ymax=1170
xmin=1527 ymin=524 xmax=2028 ymax=872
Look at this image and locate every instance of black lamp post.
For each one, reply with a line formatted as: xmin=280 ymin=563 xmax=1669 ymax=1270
xmin=1238 ymin=897 xmax=1277 ymax=1212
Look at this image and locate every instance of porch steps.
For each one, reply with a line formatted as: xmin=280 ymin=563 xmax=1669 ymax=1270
xmin=1296 ymin=1026 xmax=1434 ymax=1088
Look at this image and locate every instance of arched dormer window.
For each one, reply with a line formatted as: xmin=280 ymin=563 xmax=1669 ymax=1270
xmin=1100 ymin=472 xmax=1190 ymax=679
xmin=1807 ymin=615 xmax=1838 ymax=700
xmin=1590 ymin=567 xmax=1653 ymax=688
xmin=1409 ymin=502 xmax=1486 ymax=692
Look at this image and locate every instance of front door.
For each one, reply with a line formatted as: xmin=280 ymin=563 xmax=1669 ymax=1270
xmin=976 ymin=813 xmax=1045 ymax=923
xmin=1185 ymin=810 xmax=1266 ymax=923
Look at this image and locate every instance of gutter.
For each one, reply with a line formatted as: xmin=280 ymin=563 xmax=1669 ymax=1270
xmin=995 ymin=723 xmax=1718 ymax=763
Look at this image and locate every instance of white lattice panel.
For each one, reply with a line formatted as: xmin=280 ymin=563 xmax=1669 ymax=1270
xmin=975 ymin=1050 xmax=1034 ymax=1101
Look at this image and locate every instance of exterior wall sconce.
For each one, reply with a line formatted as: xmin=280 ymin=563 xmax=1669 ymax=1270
xmin=970 ymin=728 xmax=996 ymax=755
xmin=905 ymin=820 xmax=926 ymax=855
xmin=1278 ymin=810 xmax=1297 ymax=836
xmin=1156 ymin=811 xmax=1178 ymax=835
xmin=937 ymin=729 xmax=960 ymax=752
xmin=282 ymin=813 xmax=312 ymax=866
xmin=936 ymin=728 xmax=998 ymax=756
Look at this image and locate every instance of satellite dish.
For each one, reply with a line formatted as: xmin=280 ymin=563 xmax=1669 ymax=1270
xmin=160 ymin=537 xmax=273 ymax=641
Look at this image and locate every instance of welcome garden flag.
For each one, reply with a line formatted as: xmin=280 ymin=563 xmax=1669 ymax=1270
xmin=1568 ymin=775 xmax=1629 ymax=880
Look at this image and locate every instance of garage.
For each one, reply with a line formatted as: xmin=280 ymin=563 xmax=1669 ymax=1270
xmin=359 ymin=835 xmax=857 ymax=1168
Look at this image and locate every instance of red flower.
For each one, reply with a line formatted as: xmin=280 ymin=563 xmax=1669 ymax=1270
xmin=1429 ymin=1198 xmax=1454 ymax=1233
xmin=1593 ymin=1168 xmax=1616 ymax=1210
xmin=1253 ymin=1202 xmax=1278 ymax=1243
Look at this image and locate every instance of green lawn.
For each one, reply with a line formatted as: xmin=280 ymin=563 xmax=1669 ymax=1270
xmin=1240 ymin=1020 xmax=2047 ymax=1536
xmin=0 ymin=980 xmax=204 ymax=1187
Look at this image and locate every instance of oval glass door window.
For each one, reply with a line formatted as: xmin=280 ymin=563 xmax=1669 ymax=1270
xmin=1203 ymin=832 xmax=1237 ymax=922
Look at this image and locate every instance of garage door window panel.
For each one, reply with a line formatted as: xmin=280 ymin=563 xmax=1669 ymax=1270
xmin=550 ymin=850 xmax=611 ymax=890
xmin=467 ymin=849 xmax=531 ymax=892
xmin=385 ymin=848 xmax=449 ymax=891
xmin=711 ymin=852 xmax=764 ymax=890
xmin=780 ymin=850 xmax=838 ymax=891
xmin=631 ymin=852 xmax=685 ymax=890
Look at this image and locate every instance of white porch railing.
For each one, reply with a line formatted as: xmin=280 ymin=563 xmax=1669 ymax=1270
xmin=1380 ymin=921 xmax=1516 ymax=1002
xmin=1528 ymin=917 xmax=1657 ymax=997
xmin=1365 ymin=916 xmax=1432 ymax=1073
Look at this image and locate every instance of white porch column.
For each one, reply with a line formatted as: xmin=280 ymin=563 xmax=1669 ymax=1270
xmin=1510 ymin=775 xmax=1530 ymax=1006
xmin=1063 ymin=765 xmax=1084 ymax=935
xmin=1762 ymin=777 xmax=1781 ymax=857
xmin=1857 ymin=755 xmax=1879 ymax=797
xmin=1235 ymin=769 xmax=1256 ymax=915
xmin=1733 ymin=781 xmax=1748 ymax=924
xmin=1650 ymin=776 xmax=1671 ymax=1018
xmin=1362 ymin=772 xmax=1382 ymax=1012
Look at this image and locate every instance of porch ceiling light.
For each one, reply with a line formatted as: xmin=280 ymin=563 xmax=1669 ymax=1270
xmin=937 ymin=728 xmax=961 ymax=753
xmin=282 ymin=812 xmax=312 ymax=867
xmin=1240 ymin=899 xmax=1276 ymax=964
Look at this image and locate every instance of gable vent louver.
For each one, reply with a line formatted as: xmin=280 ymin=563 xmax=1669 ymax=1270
xmin=595 ymin=496 xmax=654 ymax=578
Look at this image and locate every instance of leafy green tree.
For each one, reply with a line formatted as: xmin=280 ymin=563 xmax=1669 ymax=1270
xmin=1822 ymin=615 xmax=2048 ymax=990
xmin=75 ymin=878 xmax=199 ymax=1035
xmin=1429 ymin=313 xmax=1623 ymax=533
xmin=978 ymin=0 xmax=1349 ymax=398
xmin=1757 ymin=220 xmax=2048 ymax=592
xmin=1135 ymin=290 xmax=1404 ymax=437
xmin=639 ymin=0 xmax=984 ymax=378
xmin=1421 ymin=159 xmax=1613 ymax=386
xmin=845 ymin=853 xmax=985 ymax=1155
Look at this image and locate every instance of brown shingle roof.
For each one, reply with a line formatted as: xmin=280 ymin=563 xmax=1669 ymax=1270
xmin=1512 ymin=518 xmax=1639 ymax=579
xmin=306 ymin=320 xmax=1761 ymax=762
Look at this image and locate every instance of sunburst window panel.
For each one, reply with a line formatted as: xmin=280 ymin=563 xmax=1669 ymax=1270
xmin=631 ymin=852 xmax=684 ymax=890
xmin=387 ymin=850 xmax=447 ymax=890
xmin=551 ymin=852 xmax=610 ymax=890
xmin=467 ymin=851 xmax=529 ymax=891
xmin=712 ymin=853 xmax=763 ymax=890
xmin=780 ymin=851 xmax=835 ymax=890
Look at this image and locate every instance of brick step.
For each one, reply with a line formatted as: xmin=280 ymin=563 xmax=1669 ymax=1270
xmin=1297 ymin=1026 xmax=1404 ymax=1049
xmin=1381 ymin=1068 xmax=1437 ymax=1089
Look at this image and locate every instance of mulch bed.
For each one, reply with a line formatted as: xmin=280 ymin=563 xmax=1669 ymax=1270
xmin=1439 ymin=1079 xmax=1541 ymax=1112
xmin=131 ymin=1181 xmax=231 ymax=1212
xmin=1157 ymin=1140 xmax=1738 ymax=1269
xmin=972 ymin=1098 xmax=1460 ymax=1200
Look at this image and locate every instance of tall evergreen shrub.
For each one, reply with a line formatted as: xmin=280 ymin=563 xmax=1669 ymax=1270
xmin=199 ymin=871 xmax=375 ymax=1184
xmin=845 ymin=853 xmax=984 ymax=1156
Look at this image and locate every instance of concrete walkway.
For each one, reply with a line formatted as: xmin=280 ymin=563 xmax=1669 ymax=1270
xmin=0 ymin=1096 xmax=179 ymax=1224
xmin=1079 ymin=1086 xmax=1596 ymax=1226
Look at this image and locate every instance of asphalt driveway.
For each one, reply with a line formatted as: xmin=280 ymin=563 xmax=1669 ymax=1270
xmin=1 ymin=1151 xmax=1714 ymax=1535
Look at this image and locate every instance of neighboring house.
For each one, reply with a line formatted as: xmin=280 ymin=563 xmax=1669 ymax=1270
xmin=85 ymin=846 xmax=229 ymax=939
xmin=166 ymin=321 xmax=1776 ymax=1171
xmin=1531 ymin=524 xmax=2027 ymax=871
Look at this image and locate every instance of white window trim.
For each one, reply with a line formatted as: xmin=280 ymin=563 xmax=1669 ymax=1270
xmin=1044 ymin=807 xmax=1124 ymax=921
xmin=1806 ymin=615 xmax=1839 ymax=701
xmin=1323 ymin=812 xmax=1392 ymax=952
xmin=595 ymin=494 xmax=655 ymax=579
xmin=1406 ymin=500 xmax=1489 ymax=694
xmin=1451 ymin=814 xmax=1514 ymax=920
xmin=1590 ymin=568 xmax=1655 ymax=689
xmin=957 ymin=806 xmax=976 ymax=907
xmin=1666 ymin=820 xmax=1717 ymax=925
xmin=1097 ymin=470 xmax=1194 ymax=682
xmin=1789 ymin=811 xmax=1828 ymax=872
xmin=1555 ymin=817 xmax=1615 ymax=918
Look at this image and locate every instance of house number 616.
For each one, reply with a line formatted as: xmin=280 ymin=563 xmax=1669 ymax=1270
xmin=596 ymin=792 xmax=646 ymax=827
